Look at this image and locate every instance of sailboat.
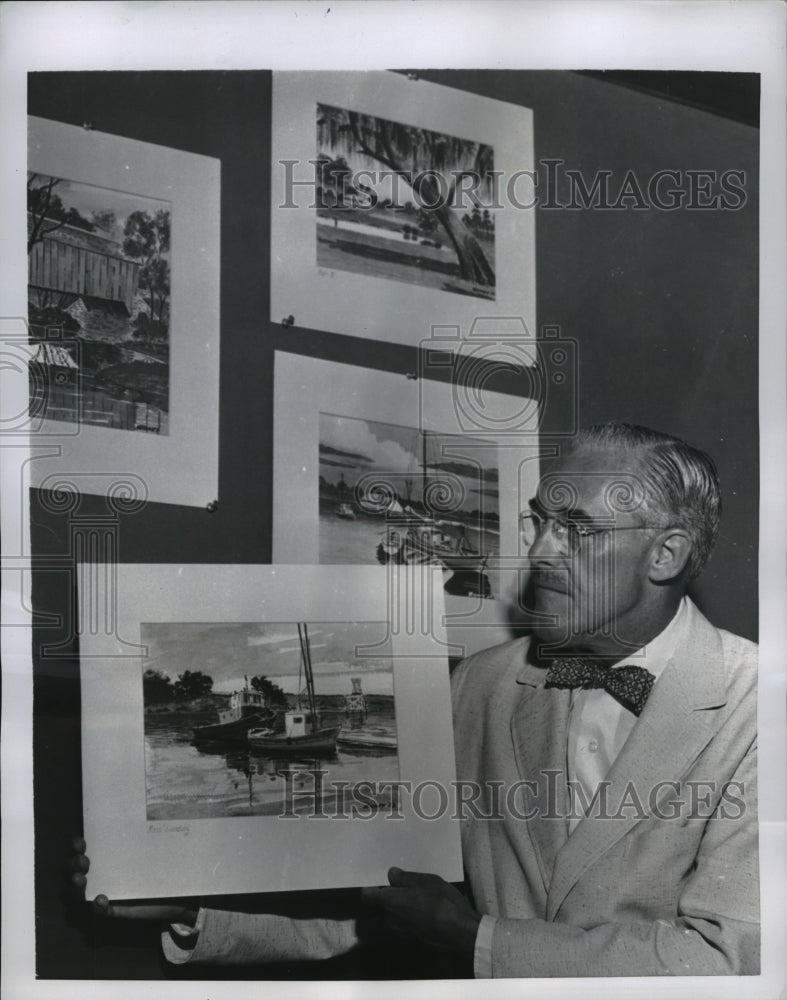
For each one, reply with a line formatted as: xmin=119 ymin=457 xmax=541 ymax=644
xmin=373 ymin=432 xmax=494 ymax=596
xmin=247 ymin=623 xmax=341 ymax=755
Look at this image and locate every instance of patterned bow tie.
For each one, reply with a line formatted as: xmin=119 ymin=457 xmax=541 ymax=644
xmin=544 ymin=657 xmax=655 ymax=717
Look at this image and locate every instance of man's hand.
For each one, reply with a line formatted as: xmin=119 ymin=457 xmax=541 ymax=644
xmin=69 ymin=837 xmax=199 ymax=925
xmin=361 ymin=867 xmax=482 ymax=956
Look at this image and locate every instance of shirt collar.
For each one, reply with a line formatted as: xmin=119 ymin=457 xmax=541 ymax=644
xmin=614 ymin=596 xmax=689 ymax=680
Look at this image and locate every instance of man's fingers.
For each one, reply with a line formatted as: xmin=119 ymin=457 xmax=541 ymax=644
xmin=90 ymin=895 xmax=199 ymax=923
xmin=362 ymin=886 xmax=424 ymax=917
xmin=360 ymin=886 xmax=388 ymax=907
xmin=66 ymin=849 xmax=89 ymax=899
xmin=388 ymin=867 xmax=444 ymax=889
xmin=360 ymin=888 xmax=417 ymax=937
xmin=71 ymin=836 xmax=86 ymax=854
xmin=70 ymin=854 xmax=90 ymax=874
xmin=91 ymin=896 xmax=147 ymax=920
xmin=97 ymin=902 xmax=140 ymax=920
xmin=362 ymin=887 xmax=421 ymax=938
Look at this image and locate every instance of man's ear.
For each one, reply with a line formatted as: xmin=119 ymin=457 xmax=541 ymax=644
xmin=648 ymin=529 xmax=692 ymax=583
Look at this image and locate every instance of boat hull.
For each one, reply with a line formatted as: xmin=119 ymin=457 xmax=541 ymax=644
xmin=247 ymin=725 xmax=341 ymax=755
xmin=193 ymin=714 xmax=268 ymax=742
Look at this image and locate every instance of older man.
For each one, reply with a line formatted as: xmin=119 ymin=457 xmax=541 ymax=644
xmin=74 ymin=423 xmax=759 ymax=977
xmin=440 ymin=422 xmax=759 ymax=976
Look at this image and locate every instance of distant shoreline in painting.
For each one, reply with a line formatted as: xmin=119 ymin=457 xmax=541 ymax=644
xmin=27 ymin=172 xmax=171 ymax=434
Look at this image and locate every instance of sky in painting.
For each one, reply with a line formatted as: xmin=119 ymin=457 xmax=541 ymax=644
xmin=30 ymin=173 xmax=170 ymax=244
xmin=142 ymin=619 xmax=394 ymax=695
xmin=319 ymin=412 xmax=499 ymax=515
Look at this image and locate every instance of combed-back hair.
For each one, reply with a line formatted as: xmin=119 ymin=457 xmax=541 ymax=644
xmin=566 ymin=423 xmax=721 ymax=580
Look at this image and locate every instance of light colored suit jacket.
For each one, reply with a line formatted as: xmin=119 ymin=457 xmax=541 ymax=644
xmin=166 ymin=600 xmax=758 ymax=977
xmin=451 ymin=598 xmax=759 ymax=977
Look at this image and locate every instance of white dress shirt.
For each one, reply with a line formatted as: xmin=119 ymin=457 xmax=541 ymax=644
xmin=566 ymin=598 xmax=687 ymax=832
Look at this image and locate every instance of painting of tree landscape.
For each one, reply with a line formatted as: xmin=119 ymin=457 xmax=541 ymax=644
xmin=141 ymin=619 xmax=399 ymax=820
xmin=27 ymin=173 xmax=171 ymax=434
xmin=319 ymin=412 xmax=500 ymax=599
xmin=316 ymin=103 xmax=496 ymax=300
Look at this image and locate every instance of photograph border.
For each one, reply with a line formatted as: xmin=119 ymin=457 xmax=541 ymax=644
xmin=26 ymin=116 xmax=221 ymax=509
xmin=1 ymin=2 xmax=784 ymax=999
xmin=270 ymin=70 xmax=536 ymax=348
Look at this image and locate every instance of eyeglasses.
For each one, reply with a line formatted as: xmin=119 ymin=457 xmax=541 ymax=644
xmin=520 ymin=510 xmax=665 ymax=555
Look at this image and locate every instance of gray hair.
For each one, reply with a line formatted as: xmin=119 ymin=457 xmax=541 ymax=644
xmin=566 ymin=423 xmax=721 ymax=580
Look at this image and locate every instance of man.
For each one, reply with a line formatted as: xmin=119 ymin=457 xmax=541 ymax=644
xmin=73 ymin=423 xmax=759 ymax=977
xmin=442 ymin=422 xmax=759 ymax=976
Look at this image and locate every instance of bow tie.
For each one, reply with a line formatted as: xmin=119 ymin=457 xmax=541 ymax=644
xmin=544 ymin=657 xmax=655 ymax=717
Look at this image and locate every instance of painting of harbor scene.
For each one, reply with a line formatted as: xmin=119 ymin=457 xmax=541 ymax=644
xmin=319 ymin=412 xmax=500 ymax=599
xmin=27 ymin=173 xmax=170 ymax=434
xmin=316 ymin=102 xmax=496 ymax=301
xmin=142 ymin=619 xmax=398 ymax=820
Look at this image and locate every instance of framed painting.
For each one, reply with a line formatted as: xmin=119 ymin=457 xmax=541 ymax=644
xmin=27 ymin=116 xmax=220 ymax=508
xmin=79 ymin=563 xmax=461 ymax=900
xmin=272 ymin=351 xmax=541 ymax=657
xmin=270 ymin=71 xmax=535 ymax=349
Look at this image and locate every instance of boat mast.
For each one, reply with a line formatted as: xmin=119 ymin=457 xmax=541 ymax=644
xmin=297 ymin=622 xmax=319 ymax=726
xmin=295 ymin=638 xmax=303 ymax=710
xmin=422 ymin=431 xmax=428 ymax=515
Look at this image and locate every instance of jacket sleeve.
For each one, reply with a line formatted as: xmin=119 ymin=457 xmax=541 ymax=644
xmin=485 ymin=739 xmax=759 ymax=978
xmin=161 ymin=891 xmax=365 ymax=966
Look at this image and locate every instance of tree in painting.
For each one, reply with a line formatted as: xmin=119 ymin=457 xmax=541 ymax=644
xmin=173 ymin=669 xmax=214 ymax=701
xmin=250 ymin=675 xmax=288 ymax=707
xmin=317 ymin=104 xmax=496 ymax=297
xmin=27 ymin=174 xmax=95 ymax=253
xmin=123 ymin=209 xmax=171 ymax=349
xmin=142 ymin=668 xmax=174 ymax=705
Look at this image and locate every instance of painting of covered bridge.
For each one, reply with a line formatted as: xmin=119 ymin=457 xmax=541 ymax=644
xmin=27 ymin=173 xmax=171 ymax=434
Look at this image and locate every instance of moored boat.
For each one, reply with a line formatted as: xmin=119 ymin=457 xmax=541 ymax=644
xmin=247 ymin=623 xmax=340 ymax=756
xmin=193 ymin=682 xmax=271 ymax=742
xmin=248 ymin=711 xmax=341 ymax=755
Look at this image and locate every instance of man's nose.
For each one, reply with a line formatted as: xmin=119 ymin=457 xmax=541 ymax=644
xmin=527 ymin=521 xmax=563 ymax=561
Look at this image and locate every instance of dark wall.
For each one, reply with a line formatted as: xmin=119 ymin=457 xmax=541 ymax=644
xmin=28 ymin=70 xmax=758 ymax=979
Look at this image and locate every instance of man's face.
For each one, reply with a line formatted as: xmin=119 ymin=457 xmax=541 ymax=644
xmin=526 ymin=446 xmax=664 ymax=653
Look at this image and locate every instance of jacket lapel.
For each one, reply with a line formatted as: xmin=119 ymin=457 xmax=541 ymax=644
xmin=510 ymin=658 xmax=572 ymax=892
xmin=546 ymin=602 xmax=728 ymax=922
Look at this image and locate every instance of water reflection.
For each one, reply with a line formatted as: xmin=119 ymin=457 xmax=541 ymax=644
xmin=144 ymin=711 xmax=399 ymax=820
